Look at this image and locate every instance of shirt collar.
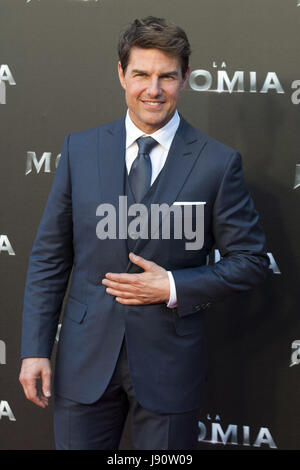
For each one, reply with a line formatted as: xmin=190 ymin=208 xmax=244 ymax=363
xmin=125 ymin=110 xmax=180 ymax=151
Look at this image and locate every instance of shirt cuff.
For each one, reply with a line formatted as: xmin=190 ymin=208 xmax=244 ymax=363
xmin=166 ymin=271 xmax=178 ymax=308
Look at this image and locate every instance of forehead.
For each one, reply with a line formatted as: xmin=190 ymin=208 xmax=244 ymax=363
xmin=126 ymin=47 xmax=181 ymax=73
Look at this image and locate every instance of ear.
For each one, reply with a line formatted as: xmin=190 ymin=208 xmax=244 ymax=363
xmin=180 ymin=66 xmax=190 ymax=91
xmin=118 ymin=62 xmax=126 ymax=90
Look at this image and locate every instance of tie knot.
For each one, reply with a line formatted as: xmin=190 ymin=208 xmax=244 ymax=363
xmin=136 ymin=136 xmax=157 ymax=155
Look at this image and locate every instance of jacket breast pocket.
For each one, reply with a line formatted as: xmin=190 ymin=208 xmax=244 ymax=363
xmin=63 ymin=296 xmax=87 ymax=324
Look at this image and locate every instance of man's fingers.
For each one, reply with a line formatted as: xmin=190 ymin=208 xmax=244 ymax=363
xmin=129 ymin=252 xmax=157 ymax=271
xmin=19 ymin=358 xmax=52 ymax=408
xmin=102 ymin=277 xmax=139 ymax=292
xmin=115 ymin=297 xmax=143 ymax=305
xmin=41 ymin=368 xmax=52 ymax=398
xmin=21 ymin=378 xmax=36 ymax=400
xmin=103 ymin=255 xmax=163 ymax=287
xmin=102 ymin=255 xmax=169 ymax=305
xmin=20 ymin=378 xmax=48 ymax=408
xmin=106 ymin=287 xmax=136 ymax=299
xmin=104 ymin=273 xmax=130 ymax=283
xmin=28 ymin=393 xmax=48 ymax=408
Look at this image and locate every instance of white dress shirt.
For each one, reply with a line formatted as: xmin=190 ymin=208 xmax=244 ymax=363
xmin=125 ymin=110 xmax=179 ymax=308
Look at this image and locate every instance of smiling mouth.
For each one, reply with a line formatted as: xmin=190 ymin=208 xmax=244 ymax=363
xmin=142 ymin=100 xmax=165 ymax=107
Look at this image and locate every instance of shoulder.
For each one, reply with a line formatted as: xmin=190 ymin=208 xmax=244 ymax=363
xmin=66 ymin=117 xmax=125 ymax=147
xmin=180 ymin=116 xmax=241 ymax=168
xmin=187 ymin=120 xmax=237 ymax=154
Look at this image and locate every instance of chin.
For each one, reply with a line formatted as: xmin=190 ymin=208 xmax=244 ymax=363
xmin=143 ymin=113 xmax=169 ymax=126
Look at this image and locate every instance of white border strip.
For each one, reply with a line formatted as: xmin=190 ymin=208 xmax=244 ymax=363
xmin=173 ymin=201 xmax=206 ymax=205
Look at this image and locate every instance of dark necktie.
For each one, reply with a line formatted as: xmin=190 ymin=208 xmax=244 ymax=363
xmin=129 ymin=136 xmax=158 ymax=202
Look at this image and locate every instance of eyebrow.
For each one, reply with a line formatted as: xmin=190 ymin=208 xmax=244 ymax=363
xmin=130 ymin=69 xmax=179 ymax=78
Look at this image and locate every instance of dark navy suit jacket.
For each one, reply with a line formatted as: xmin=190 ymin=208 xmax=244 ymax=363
xmin=21 ymin=115 xmax=269 ymax=413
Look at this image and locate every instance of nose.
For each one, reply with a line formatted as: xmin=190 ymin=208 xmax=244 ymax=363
xmin=147 ymin=77 xmax=161 ymax=97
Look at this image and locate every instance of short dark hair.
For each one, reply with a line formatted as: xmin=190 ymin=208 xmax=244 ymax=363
xmin=118 ymin=16 xmax=191 ymax=77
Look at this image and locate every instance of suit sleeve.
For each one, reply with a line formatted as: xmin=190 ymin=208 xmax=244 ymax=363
xmin=172 ymin=151 xmax=269 ymax=318
xmin=20 ymin=134 xmax=74 ymax=358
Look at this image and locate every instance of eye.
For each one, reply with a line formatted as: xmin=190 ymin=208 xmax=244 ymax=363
xmin=161 ymin=75 xmax=177 ymax=81
xmin=133 ymin=72 xmax=147 ymax=78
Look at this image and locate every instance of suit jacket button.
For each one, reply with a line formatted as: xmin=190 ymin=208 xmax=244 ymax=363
xmin=201 ymin=303 xmax=210 ymax=310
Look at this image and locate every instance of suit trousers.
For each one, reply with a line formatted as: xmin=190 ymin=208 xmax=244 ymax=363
xmin=53 ymin=338 xmax=201 ymax=450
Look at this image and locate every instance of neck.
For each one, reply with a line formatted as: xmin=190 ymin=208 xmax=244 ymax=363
xmin=128 ymin=110 xmax=176 ymax=134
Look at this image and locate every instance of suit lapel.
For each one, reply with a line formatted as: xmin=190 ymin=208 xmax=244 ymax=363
xmin=150 ymin=117 xmax=207 ymax=208
xmin=97 ymin=117 xmax=129 ymax=269
xmin=126 ymin=116 xmax=208 ymax=270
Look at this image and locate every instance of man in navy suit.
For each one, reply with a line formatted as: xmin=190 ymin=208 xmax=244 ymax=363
xmin=19 ymin=17 xmax=269 ymax=449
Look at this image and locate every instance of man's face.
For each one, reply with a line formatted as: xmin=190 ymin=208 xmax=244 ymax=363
xmin=118 ymin=47 xmax=189 ymax=134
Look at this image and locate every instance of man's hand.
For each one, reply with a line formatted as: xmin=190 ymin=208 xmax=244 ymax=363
xmin=19 ymin=358 xmax=52 ymax=408
xmin=102 ymin=252 xmax=170 ymax=305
